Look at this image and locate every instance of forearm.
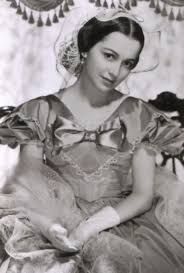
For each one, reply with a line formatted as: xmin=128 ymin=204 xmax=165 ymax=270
xmin=69 ymin=148 xmax=156 ymax=247
xmin=81 ymin=191 xmax=153 ymax=234
xmin=115 ymin=191 xmax=153 ymax=223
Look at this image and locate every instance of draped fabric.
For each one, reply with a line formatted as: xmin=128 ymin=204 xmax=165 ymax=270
xmin=161 ymin=0 xmax=184 ymax=6
xmin=20 ymin=0 xmax=64 ymax=11
xmin=0 ymin=94 xmax=184 ymax=272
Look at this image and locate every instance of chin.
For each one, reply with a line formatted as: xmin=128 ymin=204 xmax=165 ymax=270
xmin=97 ymin=84 xmax=113 ymax=94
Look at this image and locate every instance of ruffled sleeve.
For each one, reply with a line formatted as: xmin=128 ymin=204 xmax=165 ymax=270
xmin=0 ymin=97 xmax=49 ymax=148
xmin=120 ymin=97 xmax=184 ymax=156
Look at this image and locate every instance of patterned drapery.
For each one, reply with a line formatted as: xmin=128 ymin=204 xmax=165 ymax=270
xmin=5 ymin=0 xmax=75 ymax=26
xmin=161 ymin=0 xmax=184 ymax=7
xmin=4 ymin=0 xmax=184 ymax=26
xmin=20 ymin=0 xmax=64 ymax=11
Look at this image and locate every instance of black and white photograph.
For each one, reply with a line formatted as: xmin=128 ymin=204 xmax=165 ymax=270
xmin=0 ymin=0 xmax=184 ymax=272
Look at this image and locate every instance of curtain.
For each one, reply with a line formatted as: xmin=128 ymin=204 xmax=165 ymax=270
xmin=161 ymin=0 xmax=184 ymax=7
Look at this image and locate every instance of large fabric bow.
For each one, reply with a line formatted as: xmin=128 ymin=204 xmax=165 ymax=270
xmin=53 ymin=116 xmax=126 ymax=150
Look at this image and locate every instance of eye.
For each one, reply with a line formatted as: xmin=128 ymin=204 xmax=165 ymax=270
xmin=103 ymin=52 xmax=116 ymax=61
xmin=122 ymin=59 xmax=136 ymax=70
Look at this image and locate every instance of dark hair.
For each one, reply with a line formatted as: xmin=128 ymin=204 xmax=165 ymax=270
xmin=78 ymin=16 xmax=145 ymax=68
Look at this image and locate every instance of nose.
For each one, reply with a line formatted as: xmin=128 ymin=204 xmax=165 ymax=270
xmin=108 ymin=62 xmax=121 ymax=79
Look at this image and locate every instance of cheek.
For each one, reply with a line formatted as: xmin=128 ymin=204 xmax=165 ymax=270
xmin=119 ymin=69 xmax=130 ymax=81
xmin=89 ymin=53 xmax=106 ymax=71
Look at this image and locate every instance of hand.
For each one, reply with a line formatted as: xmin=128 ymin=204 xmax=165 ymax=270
xmin=68 ymin=221 xmax=96 ymax=249
xmin=47 ymin=223 xmax=79 ymax=253
xmin=25 ymin=209 xmax=79 ymax=253
xmin=69 ymin=206 xmax=120 ymax=249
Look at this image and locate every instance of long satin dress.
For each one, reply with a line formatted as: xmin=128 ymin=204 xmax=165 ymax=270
xmin=0 ymin=92 xmax=184 ymax=273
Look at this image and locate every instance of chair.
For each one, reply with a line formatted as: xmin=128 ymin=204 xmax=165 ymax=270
xmin=149 ymin=91 xmax=184 ymax=174
xmin=0 ymin=106 xmax=15 ymax=119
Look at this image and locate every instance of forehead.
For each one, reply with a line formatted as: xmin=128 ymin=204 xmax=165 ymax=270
xmin=98 ymin=32 xmax=141 ymax=59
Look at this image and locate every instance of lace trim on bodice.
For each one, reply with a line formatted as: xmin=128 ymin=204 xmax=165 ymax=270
xmin=60 ymin=150 xmax=120 ymax=179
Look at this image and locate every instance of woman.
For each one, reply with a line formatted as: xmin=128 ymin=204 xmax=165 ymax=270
xmin=0 ymin=7 xmax=184 ymax=273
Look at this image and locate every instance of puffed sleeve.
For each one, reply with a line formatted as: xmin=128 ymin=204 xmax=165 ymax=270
xmin=0 ymin=97 xmax=50 ymax=148
xmin=120 ymin=97 xmax=184 ymax=155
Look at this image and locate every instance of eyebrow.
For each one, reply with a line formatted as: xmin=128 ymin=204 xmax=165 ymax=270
xmin=103 ymin=47 xmax=119 ymax=56
xmin=103 ymin=47 xmax=137 ymax=62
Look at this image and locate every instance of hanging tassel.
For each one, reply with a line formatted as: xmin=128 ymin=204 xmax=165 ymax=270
xmin=149 ymin=0 xmax=155 ymax=8
xmin=63 ymin=1 xmax=70 ymax=12
xmin=68 ymin=0 xmax=74 ymax=5
xmin=10 ymin=0 xmax=18 ymax=9
xmin=168 ymin=8 xmax=175 ymax=20
xmin=131 ymin=0 xmax=137 ymax=7
xmin=103 ymin=0 xmax=108 ymax=8
xmin=111 ymin=0 xmax=115 ymax=8
xmin=16 ymin=2 xmax=22 ymax=14
xmin=95 ymin=0 xmax=101 ymax=7
xmin=22 ymin=7 xmax=28 ymax=20
xmin=155 ymin=0 xmax=161 ymax=14
xmin=59 ymin=5 xmax=64 ymax=18
xmin=161 ymin=3 xmax=168 ymax=16
xmin=176 ymin=8 xmax=183 ymax=21
xmin=125 ymin=0 xmax=131 ymax=10
xmin=28 ymin=11 xmax=34 ymax=24
xmin=37 ymin=13 xmax=44 ymax=27
xmin=46 ymin=14 xmax=52 ymax=26
xmin=53 ymin=12 xmax=59 ymax=23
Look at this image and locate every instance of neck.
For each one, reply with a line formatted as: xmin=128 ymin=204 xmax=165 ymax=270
xmin=72 ymin=71 xmax=121 ymax=108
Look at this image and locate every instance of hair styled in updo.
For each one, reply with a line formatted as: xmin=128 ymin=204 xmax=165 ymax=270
xmin=78 ymin=16 xmax=145 ymax=68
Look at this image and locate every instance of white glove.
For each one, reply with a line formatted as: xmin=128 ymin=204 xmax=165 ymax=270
xmin=69 ymin=206 xmax=120 ymax=248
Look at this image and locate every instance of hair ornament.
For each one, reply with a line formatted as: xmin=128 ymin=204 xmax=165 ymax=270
xmin=96 ymin=4 xmax=144 ymax=24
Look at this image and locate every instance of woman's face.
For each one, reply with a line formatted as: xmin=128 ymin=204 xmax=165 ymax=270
xmin=82 ymin=31 xmax=141 ymax=93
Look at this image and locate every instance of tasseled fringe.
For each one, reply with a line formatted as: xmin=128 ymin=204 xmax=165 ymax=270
xmin=155 ymin=0 xmax=161 ymax=14
xmin=16 ymin=2 xmax=22 ymax=15
xmin=28 ymin=11 xmax=34 ymax=24
xmin=10 ymin=0 xmax=17 ymax=9
xmin=95 ymin=0 xmax=102 ymax=7
xmin=22 ymin=7 xmax=28 ymax=20
xmin=176 ymin=8 xmax=183 ymax=21
xmin=53 ymin=11 xmax=59 ymax=23
xmin=125 ymin=0 xmax=131 ymax=10
xmin=131 ymin=0 xmax=137 ymax=7
xmin=149 ymin=0 xmax=155 ymax=8
xmin=6 ymin=0 xmax=184 ymax=25
xmin=6 ymin=0 xmax=77 ymax=27
xmin=161 ymin=3 xmax=168 ymax=16
xmin=59 ymin=5 xmax=65 ymax=18
xmin=37 ymin=13 xmax=43 ymax=27
xmin=103 ymin=0 xmax=108 ymax=8
xmin=63 ymin=1 xmax=70 ymax=12
xmin=111 ymin=0 xmax=116 ymax=8
xmin=168 ymin=8 xmax=175 ymax=20
xmin=45 ymin=14 xmax=52 ymax=26
xmin=68 ymin=0 xmax=74 ymax=5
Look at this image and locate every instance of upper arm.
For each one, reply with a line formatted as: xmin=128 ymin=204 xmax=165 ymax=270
xmin=132 ymin=146 xmax=156 ymax=199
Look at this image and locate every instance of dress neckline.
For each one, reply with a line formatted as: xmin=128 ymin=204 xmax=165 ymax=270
xmin=52 ymin=89 xmax=129 ymax=130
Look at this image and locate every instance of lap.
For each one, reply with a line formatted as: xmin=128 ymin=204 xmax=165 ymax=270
xmin=81 ymin=208 xmax=184 ymax=273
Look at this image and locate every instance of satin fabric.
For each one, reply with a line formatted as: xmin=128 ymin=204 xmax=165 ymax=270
xmin=0 ymin=94 xmax=184 ymax=273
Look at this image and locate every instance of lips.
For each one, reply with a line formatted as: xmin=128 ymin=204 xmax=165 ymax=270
xmin=101 ymin=76 xmax=115 ymax=85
